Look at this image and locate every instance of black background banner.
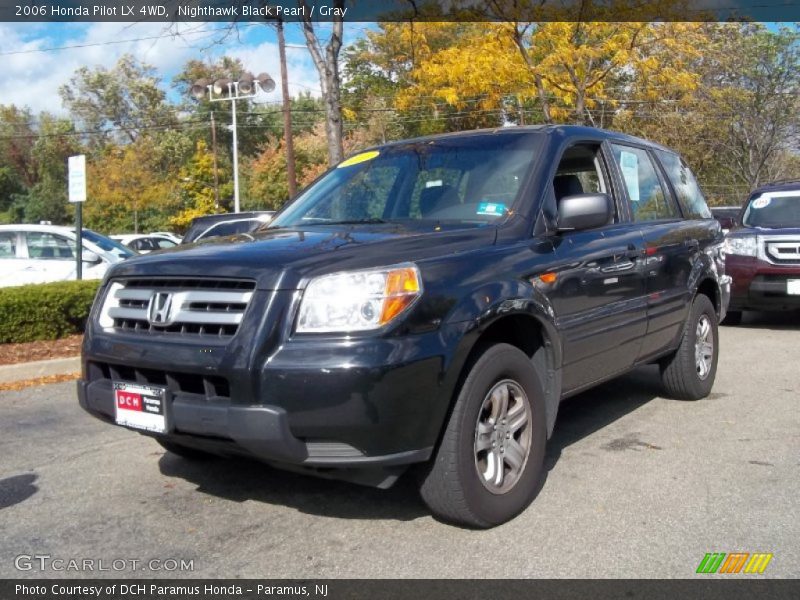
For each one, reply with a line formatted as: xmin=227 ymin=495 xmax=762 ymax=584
xmin=4 ymin=580 xmax=800 ymax=600
xmin=1 ymin=0 xmax=799 ymax=23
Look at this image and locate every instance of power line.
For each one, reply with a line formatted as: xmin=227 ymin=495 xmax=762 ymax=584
xmin=0 ymin=23 xmax=263 ymax=57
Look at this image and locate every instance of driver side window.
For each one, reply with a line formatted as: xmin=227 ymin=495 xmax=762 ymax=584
xmin=553 ymin=143 xmax=615 ymax=224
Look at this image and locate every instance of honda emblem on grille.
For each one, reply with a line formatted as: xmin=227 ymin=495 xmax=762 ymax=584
xmin=147 ymin=292 xmax=174 ymax=326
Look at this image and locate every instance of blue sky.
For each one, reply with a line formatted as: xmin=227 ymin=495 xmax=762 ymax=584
xmin=0 ymin=21 xmax=372 ymax=114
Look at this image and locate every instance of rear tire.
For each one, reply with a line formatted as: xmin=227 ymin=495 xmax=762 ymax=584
xmin=156 ymin=439 xmax=214 ymax=461
xmin=419 ymin=344 xmax=546 ymax=528
xmin=721 ymin=310 xmax=742 ymax=326
xmin=660 ymin=294 xmax=719 ymax=400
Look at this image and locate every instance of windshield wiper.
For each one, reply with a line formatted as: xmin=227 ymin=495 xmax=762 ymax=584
xmin=309 ymin=218 xmax=390 ymax=225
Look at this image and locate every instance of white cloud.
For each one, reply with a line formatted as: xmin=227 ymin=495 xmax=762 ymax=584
xmin=0 ymin=21 xmax=324 ymax=116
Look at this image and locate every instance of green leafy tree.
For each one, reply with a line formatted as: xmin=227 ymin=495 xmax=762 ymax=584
xmin=3 ymin=113 xmax=82 ymax=225
xmin=0 ymin=105 xmax=38 ymax=193
xmin=59 ymin=54 xmax=175 ymax=147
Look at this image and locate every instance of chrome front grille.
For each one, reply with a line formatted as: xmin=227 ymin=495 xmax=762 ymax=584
xmin=99 ymin=278 xmax=255 ymax=338
xmin=765 ymin=240 xmax=800 ymax=264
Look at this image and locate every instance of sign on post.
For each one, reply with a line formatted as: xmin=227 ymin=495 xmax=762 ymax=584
xmin=68 ymin=155 xmax=86 ymax=203
xmin=68 ymin=155 xmax=86 ymax=280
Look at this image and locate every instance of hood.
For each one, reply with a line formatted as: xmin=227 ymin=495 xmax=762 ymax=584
xmin=730 ymin=225 xmax=800 ymax=236
xmin=106 ymin=224 xmax=497 ymax=289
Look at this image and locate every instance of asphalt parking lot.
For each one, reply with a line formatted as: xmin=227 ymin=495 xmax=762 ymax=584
xmin=1 ymin=312 xmax=798 ymax=579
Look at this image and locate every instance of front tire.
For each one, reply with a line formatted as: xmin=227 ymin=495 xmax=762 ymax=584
xmin=419 ymin=344 xmax=546 ymax=528
xmin=660 ymin=294 xmax=719 ymax=400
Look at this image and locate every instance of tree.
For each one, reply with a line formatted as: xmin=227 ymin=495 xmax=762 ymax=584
xmin=616 ymin=23 xmax=799 ymax=203
xmin=85 ymin=138 xmax=179 ymax=233
xmin=169 ymin=140 xmax=232 ymax=232
xmin=0 ymin=105 xmax=38 ymax=190
xmin=246 ymin=123 xmax=328 ymax=210
xmin=1 ymin=111 xmax=82 ymax=225
xmin=342 ymin=22 xmax=499 ymax=137
xmin=710 ymin=25 xmax=799 ymax=190
xmin=59 ymin=54 xmax=175 ymax=146
xmin=299 ymin=0 xmax=345 ymax=165
xmin=387 ymin=21 xmax=705 ymax=126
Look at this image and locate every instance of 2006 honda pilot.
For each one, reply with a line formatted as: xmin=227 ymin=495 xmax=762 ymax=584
xmin=80 ymin=126 xmax=730 ymax=527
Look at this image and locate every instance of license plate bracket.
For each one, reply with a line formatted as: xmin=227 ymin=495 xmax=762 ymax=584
xmin=114 ymin=381 xmax=168 ymax=434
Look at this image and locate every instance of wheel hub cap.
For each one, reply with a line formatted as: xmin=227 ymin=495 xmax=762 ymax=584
xmin=695 ymin=314 xmax=714 ymax=380
xmin=474 ymin=379 xmax=533 ymax=495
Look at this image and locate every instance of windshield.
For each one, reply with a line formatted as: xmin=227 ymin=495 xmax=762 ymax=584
xmin=270 ymin=134 xmax=540 ymax=229
xmin=80 ymin=229 xmax=136 ymax=258
xmin=742 ymin=192 xmax=800 ymax=228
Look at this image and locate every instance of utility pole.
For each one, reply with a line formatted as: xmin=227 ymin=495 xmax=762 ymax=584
xmin=210 ymin=111 xmax=221 ymax=208
xmin=277 ymin=19 xmax=297 ymax=198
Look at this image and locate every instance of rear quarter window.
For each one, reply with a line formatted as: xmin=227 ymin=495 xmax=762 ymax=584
xmin=655 ymin=150 xmax=712 ymax=220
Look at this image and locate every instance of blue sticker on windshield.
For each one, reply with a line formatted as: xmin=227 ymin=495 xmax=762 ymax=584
xmin=477 ymin=202 xmax=506 ymax=216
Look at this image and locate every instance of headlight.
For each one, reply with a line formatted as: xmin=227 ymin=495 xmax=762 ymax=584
xmin=723 ymin=236 xmax=757 ymax=257
xmin=296 ymin=264 xmax=422 ymax=333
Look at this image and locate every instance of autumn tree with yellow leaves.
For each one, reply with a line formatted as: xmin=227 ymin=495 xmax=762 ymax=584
xmin=85 ymin=138 xmax=179 ymax=234
xmin=386 ymin=20 xmax=706 ymax=126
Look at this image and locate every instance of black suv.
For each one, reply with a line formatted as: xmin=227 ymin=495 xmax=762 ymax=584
xmin=79 ymin=126 xmax=729 ymax=527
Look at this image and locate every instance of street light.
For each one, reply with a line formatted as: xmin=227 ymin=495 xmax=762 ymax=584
xmin=191 ymin=72 xmax=276 ymax=213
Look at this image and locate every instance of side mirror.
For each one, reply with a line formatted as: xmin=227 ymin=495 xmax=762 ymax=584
xmin=557 ymin=193 xmax=613 ymax=232
xmin=82 ymin=250 xmax=102 ymax=265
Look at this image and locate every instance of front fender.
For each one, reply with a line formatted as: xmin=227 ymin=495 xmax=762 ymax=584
xmin=440 ymin=279 xmax=563 ymax=437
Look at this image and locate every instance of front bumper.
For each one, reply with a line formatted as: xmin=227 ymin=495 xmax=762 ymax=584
xmin=78 ymin=286 xmax=468 ymax=480
xmin=726 ymin=255 xmax=800 ymax=311
xmin=78 ymin=378 xmax=431 ymax=468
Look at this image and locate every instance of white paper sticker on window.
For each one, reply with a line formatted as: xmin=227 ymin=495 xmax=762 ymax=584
xmin=619 ymin=151 xmax=640 ymax=202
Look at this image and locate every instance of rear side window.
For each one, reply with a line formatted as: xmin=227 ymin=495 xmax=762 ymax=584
xmin=655 ymin=150 xmax=712 ymax=219
xmin=611 ymin=144 xmax=678 ymax=222
xmin=25 ymin=232 xmax=74 ymax=259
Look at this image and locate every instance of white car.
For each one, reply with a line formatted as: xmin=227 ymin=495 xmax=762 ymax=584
xmin=148 ymin=232 xmax=182 ymax=244
xmin=110 ymin=233 xmax=179 ymax=253
xmin=0 ymin=224 xmax=135 ymax=288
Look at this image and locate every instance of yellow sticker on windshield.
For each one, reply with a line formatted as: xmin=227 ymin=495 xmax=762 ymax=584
xmin=337 ymin=150 xmax=379 ymax=168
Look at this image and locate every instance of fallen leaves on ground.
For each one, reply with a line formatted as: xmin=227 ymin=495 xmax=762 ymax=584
xmin=0 ymin=372 xmax=80 ymax=392
xmin=0 ymin=335 xmax=83 ymax=366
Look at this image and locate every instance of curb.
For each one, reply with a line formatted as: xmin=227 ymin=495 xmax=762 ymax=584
xmin=0 ymin=356 xmax=81 ymax=384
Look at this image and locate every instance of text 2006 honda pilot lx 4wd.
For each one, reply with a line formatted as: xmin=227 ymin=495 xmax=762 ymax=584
xmin=80 ymin=126 xmax=730 ymax=527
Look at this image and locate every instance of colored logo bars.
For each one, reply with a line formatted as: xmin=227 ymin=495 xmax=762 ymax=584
xmin=696 ymin=552 xmax=773 ymax=574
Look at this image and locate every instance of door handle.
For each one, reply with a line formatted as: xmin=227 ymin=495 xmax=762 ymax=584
xmin=602 ymin=261 xmax=635 ymax=273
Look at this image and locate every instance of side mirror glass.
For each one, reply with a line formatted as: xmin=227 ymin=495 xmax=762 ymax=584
xmin=557 ymin=193 xmax=613 ymax=232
